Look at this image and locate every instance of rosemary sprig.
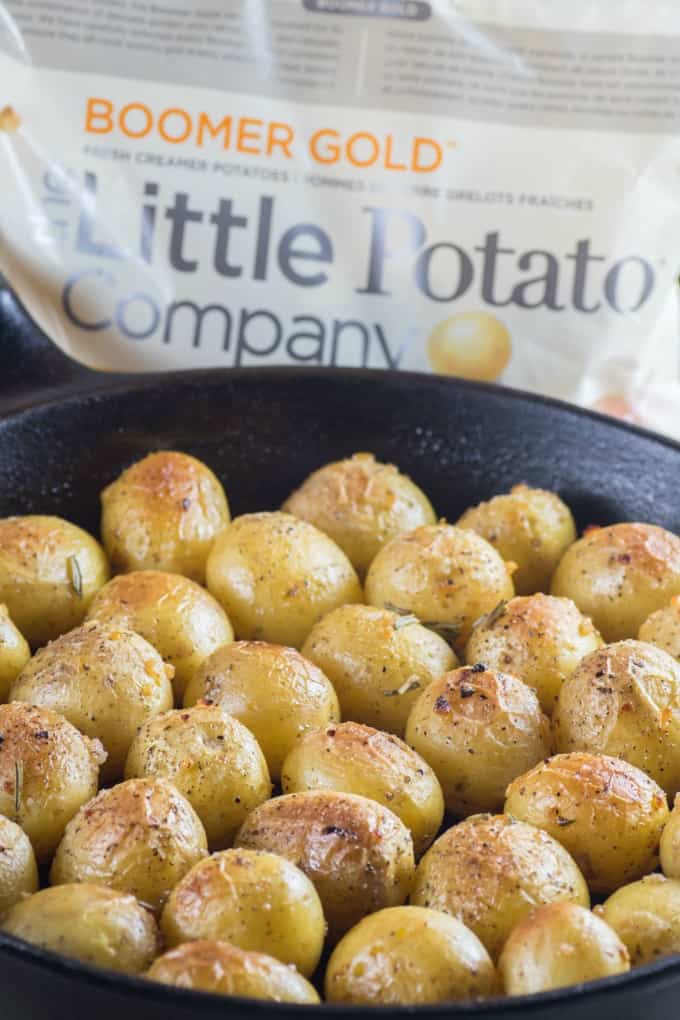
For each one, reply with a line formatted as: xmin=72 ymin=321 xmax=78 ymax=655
xmin=384 ymin=602 xmax=461 ymax=645
xmin=383 ymin=678 xmax=422 ymax=698
xmin=473 ymin=600 xmax=508 ymax=631
xmin=14 ymin=760 xmax=23 ymax=815
xmin=67 ymin=555 xmax=83 ymax=598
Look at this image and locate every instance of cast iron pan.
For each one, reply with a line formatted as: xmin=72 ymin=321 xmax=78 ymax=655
xmin=1 ymin=288 xmax=680 ymax=1018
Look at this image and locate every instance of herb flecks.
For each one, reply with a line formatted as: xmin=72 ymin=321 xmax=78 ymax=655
xmin=557 ymin=816 xmax=575 ymax=827
xmin=67 ymin=555 xmax=83 ymax=598
xmin=383 ymin=602 xmax=461 ymax=646
xmin=14 ymin=761 xmax=23 ymax=815
xmin=473 ymin=600 xmax=508 ymax=631
xmin=383 ymin=678 xmax=422 ymax=698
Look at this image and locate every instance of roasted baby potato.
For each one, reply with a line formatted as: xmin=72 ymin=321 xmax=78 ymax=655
xmin=499 ymin=902 xmax=629 ymax=995
xmin=0 ymin=815 xmax=38 ymax=914
xmin=639 ymin=596 xmax=680 ymax=661
xmin=184 ymin=641 xmax=339 ymax=781
xmin=457 ymin=485 xmax=576 ymax=595
xmin=101 ymin=451 xmax=230 ymax=583
xmin=410 ymin=813 xmax=589 ymax=960
xmin=11 ymin=621 xmax=174 ymax=782
xmin=0 ymin=605 xmax=30 ymax=702
xmin=365 ymin=523 xmax=514 ymax=651
xmin=147 ymin=940 xmax=320 ymax=1004
xmin=0 ymin=702 xmax=103 ymax=862
xmin=206 ymin=512 xmax=363 ymax=648
xmin=600 ymin=874 xmax=680 ymax=965
xmin=160 ymin=848 xmax=325 ymax=977
xmin=405 ymin=665 xmax=551 ymax=817
xmin=86 ymin=570 xmax=233 ymax=702
xmin=50 ymin=778 xmax=207 ymax=911
xmin=0 ymin=515 xmax=109 ymax=648
xmin=465 ymin=594 xmax=602 ymax=714
xmin=325 ymin=905 xmax=497 ymax=1005
xmin=281 ymin=721 xmax=444 ymax=856
xmin=660 ymin=794 xmax=680 ymax=879
xmin=551 ymin=523 xmax=680 ymax=642
xmin=283 ymin=453 xmax=436 ymax=578
xmin=505 ymin=752 xmax=669 ymax=894
xmin=554 ymin=640 xmax=680 ymax=796
xmin=235 ymin=791 xmax=415 ymax=941
xmin=2 ymin=883 xmax=159 ymax=974
xmin=125 ymin=704 xmax=271 ymax=849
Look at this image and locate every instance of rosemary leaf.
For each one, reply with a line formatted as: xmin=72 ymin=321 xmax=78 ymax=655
xmin=473 ymin=600 xmax=508 ymax=631
xmin=383 ymin=678 xmax=422 ymax=698
xmin=14 ymin=760 xmax=23 ymax=815
xmin=67 ymin=555 xmax=83 ymax=598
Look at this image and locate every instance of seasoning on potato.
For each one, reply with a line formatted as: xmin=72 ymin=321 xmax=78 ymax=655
xmin=184 ymin=640 xmax=339 ymax=782
xmin=639 ymin=595 xmax=680 ymax=661
xmin=465 ymin=593 xmax=602 ymax=714
xmin=86 ymin=570 xmax=234 ymax=702
xmin=0 ymin=515 xmax=110 ymax=648
xmin=553 ymin=640 xmax=680 ymax=796
xmin=160 ymin=848 xmax=325 ymax=977
xmin=206 ymin=512 xmax=363 ymax=648
xmin=0 ymin=815 xmax=38 ymax=914
xmin=100 ymin=451 xmax=230 ymax=583
xmin=235 ymin=790 xmax=415 ymax=942
xmin=147 ymin=940 xmax=320 ymax=1004
xmin=283 ymin=452 xmax=436 ymax=578
xmin=325 ymin=905 xmax=497 ymax=1005
xmin=551 ymin=522 xmax=680 ymax=642
xmin=599 ymin=874 xmax=680 ymax=966
xmin=505 ymin=752 xmax=669 ymax=895
xmin=405 ymin=665 xmax=551 ymax=817
xmin=365 ymin=523 xmax=515 ymax=651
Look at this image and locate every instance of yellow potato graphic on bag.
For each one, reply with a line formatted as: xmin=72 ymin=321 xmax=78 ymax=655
xmin=428 ymin=312 xmax=511 ymax=382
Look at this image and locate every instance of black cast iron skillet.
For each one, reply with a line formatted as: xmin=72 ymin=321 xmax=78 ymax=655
xmin=1 ymin=288 xmax=680 ymax=1018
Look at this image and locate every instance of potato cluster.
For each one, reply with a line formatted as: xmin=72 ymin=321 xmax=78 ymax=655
xmin=1 ymin=449 xmax=680 ymax=1006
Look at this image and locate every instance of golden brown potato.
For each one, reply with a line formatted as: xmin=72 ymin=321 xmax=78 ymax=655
xmin=554 ymin=640 xmax=680 ymax=796
xmin=86 ymin=571 xmax=233 ymax=702
xmin=325 ymin=905 xmax=497 ymax=1005
xmin=499 ymin=903 xmax=629 ymax=995
xmin=235 ymin=791 xmax=415 ymax=941
xmin=206 ymin=512 xmax=363 ymax=649
xmin=2 ymin=884 xmax=159 ymax=974
xmin=184 ymin=641 xmax=339 ymax=782
xmin=281 ymin=722 xmax=444 ymax=856
xmin=410 ymin=814 xmax=589 ymax=960
xmin=11 ymin=621 xmax=174 ymax=782
xmin=639 ymin=596 xmax=680 ymax=661
xmin=147 ymin=940 xmax=320 ymax=1004
xmin=0 ymin=515 xmax=109 ymax=648
xmin=301 ymin=605 xmax=457 ymax=737
xmin=505 ymin=752 xmax=669 ymax=895
xmin=465 ymin=594 xmax=602 ymax=714
xmin=160 ymin=849 xmax=325 ymax=977
xmin=405 ymin=666 xmax=551 ymax=817
xmin=599 ymin=874 xmax=680 ymax=965
xmin=0 ymin=702 xmax=103 ymax=862
xmin=125 ymin=704 xmax=271 ymax=849
xmin=100 ymin=451 xmax=229 ymax=584
xmin=282 ymin=453 xmax=435 ymax=578
xmin=0 ymin=605 xmax=30 ymax=703
xmin=660 ymin=794 xmax=680 ymax=879
xmin=551 ymin=523 xmax=680 ymax=642
xmin=0 ymin=815 xmax=38 ymax=914
xmin=50 ymin=778 xmax=207 ymax=911
xmin=457 ymin=485 xmax=576 ymax=595
xmin=364 ymin=523 xmax=514 ymax=651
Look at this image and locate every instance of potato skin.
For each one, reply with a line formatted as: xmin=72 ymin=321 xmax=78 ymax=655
xmin=405 ymin=666 xmax=551 ymax=817
xmin=600 ymin=874 xmax=680 ymax=965
xmin=184 ymin=641 xmax=339 ymax=781
xmin=281 ymin=722 xmax=444 ymax=856
xmin=206 ymin=512 xmax=363 ymax=649
xmin=125 ymin=704 xmax=271 ymax=849
xmin=301 ymin=605 xmax=456 ymax=737
xmin=0 ymin=702 xmax=103 ymax=862
xmin=160 ymin=848 xmax=325 ymax=977
xmin=639 ymin=596 xmax=680 ymax=661
xmin=50 ymin=777 xmax=207 ymax=911
xmin=410 ymin=814 xmax=589 ymax=960
xmin=0 ymin=815 xmax=38 ymax=914
xmin=499 ymin=902 xmax=629 ymax=995
xmin=551 ymin=523 xmax=680 ymax=642
xmin=365 ymin=524 xmax=514 ymax=651
xmin=283 ymin=453 xmax=436 ymax=579
xmin=147 ymin=940 xmax=320 ymax=1004
xmin=235 ymin=791 xmax=415 ymax=941
xmin=11 ymin=621 xmax=174 ymax=783
xmin=2 ymin=883 xmax=159 ymax=974
xmin=0 ymin=605 xmax=30 ymax=702
xmin=554 ymin=640 xmax=680 ymax=796
xmin=86 ymin=571 xmax=233 ymax=702
xmin=0 ymin=515 xmax=110 ymax=648
xmin=457 ymin=485 xmax=576 ymax=596
xmin=505 ymin=752 xmax=669 ymax=895
xmin=660 ymin=794 xmax=680 ymax=879
xmin=325 ymin=905 xmax=497 ymax=1005
xmin=465 ymin=594 xmax=602 ymax=714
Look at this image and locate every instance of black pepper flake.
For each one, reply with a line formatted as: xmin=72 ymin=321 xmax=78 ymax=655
xmin=34 ymin=731 xmax=49 ymax=741
xmin=470 ymin=663 xmax=486 ymax=674
xmin=618 ymin=553 xmax=631 ymax=564
xmin=322 ymin=825 xmax=352 ymax=838
xmin=181 ymin=498 xmax=191 ymax=510
xmin=434 ymin=695 xmax=450 ymax=713
xmin=460 ymin=686 xmax=475 ymax=698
